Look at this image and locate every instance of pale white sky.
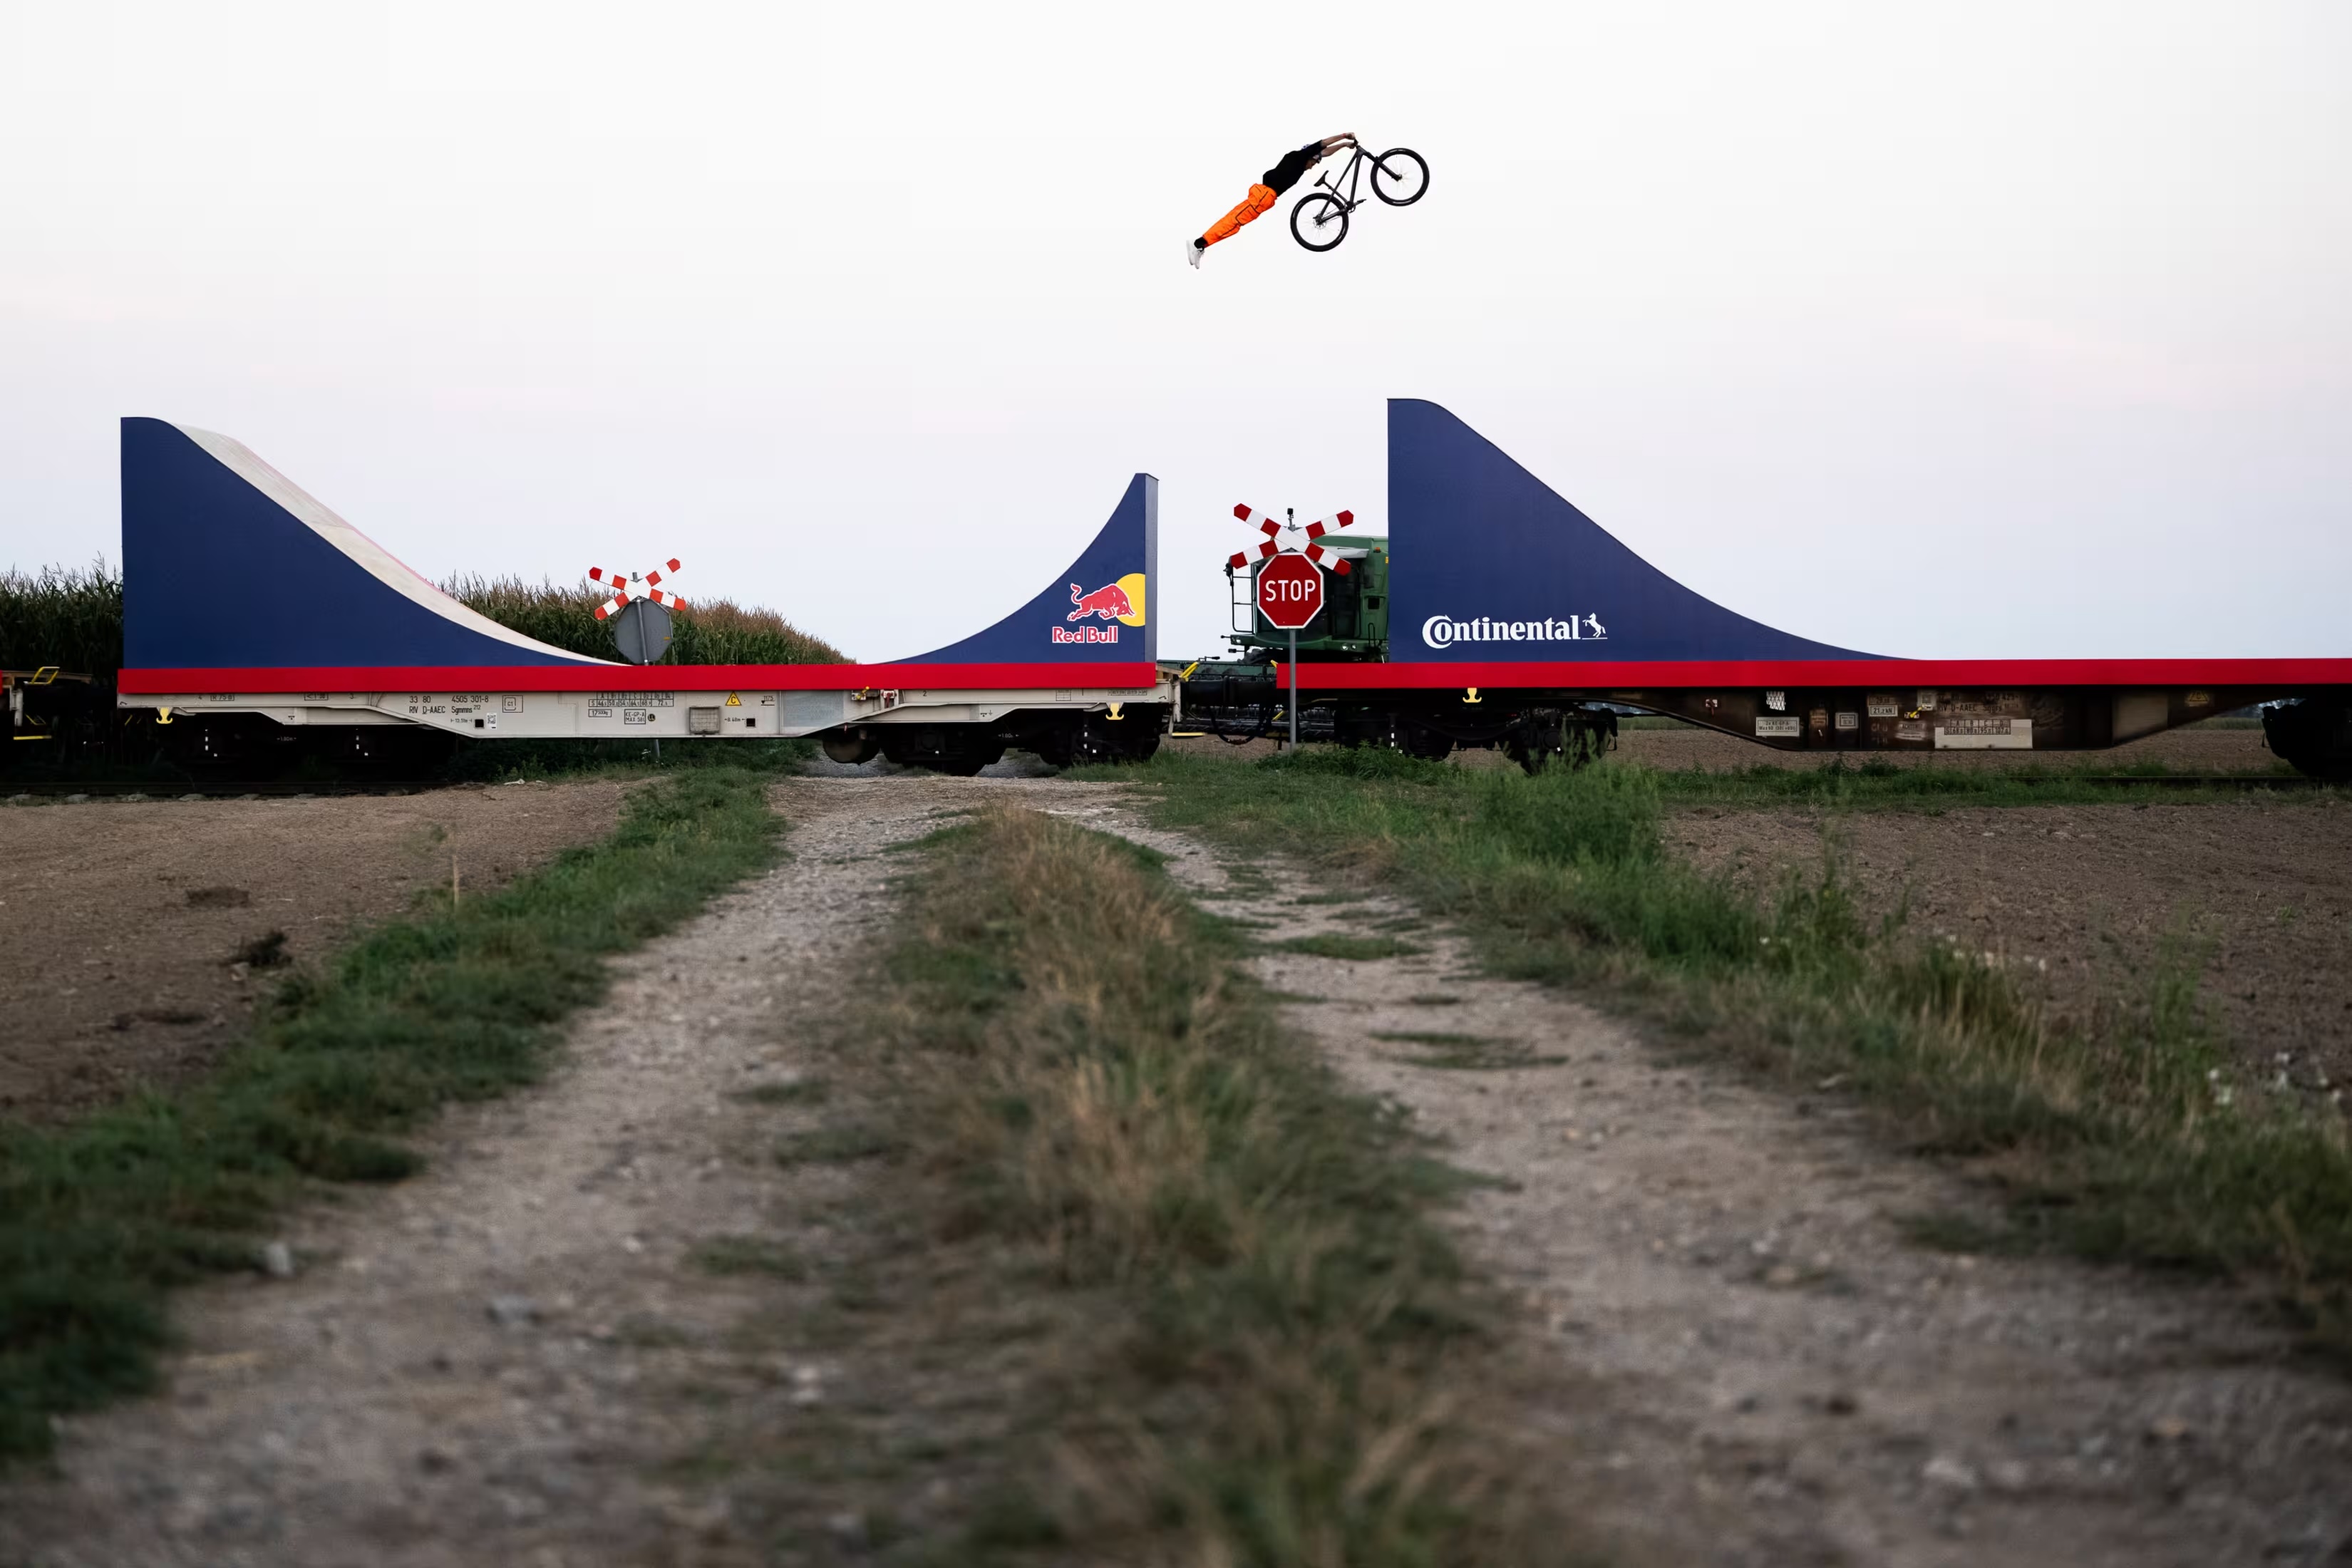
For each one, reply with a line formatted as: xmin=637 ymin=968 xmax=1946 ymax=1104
xmin=2 ymin=1 xmax=2346 ymax=662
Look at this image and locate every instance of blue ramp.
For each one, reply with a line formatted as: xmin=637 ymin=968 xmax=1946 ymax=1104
xmin=122 ymin=418 xmax=604 ymax=672
xmin=1386 ymin=400 xmax=1877 ymax=665
xmin=901 ymin=474 xmax=1157 ymax=666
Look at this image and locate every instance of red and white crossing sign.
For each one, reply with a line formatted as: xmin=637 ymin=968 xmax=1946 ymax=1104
xmin=1256 ymin=551 xmax=1324 ymax=631
xmin=589 ymin=559 xmax=687 ymax=621
xmin=1229 ymin=505 xmax=1355 ymax=575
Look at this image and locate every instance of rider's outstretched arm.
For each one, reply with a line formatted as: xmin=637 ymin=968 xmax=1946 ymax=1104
xmin=1317 ymin=133 xmax=1359 ymax=156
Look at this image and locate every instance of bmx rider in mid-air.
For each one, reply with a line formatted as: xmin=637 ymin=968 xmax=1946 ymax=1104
xmin=1187 ymin=133 xmax=1358 ymax=267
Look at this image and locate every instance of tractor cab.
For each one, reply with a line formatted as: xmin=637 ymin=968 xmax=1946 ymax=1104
xmin=1224 ymin=538 xmax=1390 ymax=662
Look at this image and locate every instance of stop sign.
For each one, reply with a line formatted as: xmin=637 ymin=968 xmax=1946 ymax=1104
xmin=1256 ymin=552 xmax=1324 ymax=631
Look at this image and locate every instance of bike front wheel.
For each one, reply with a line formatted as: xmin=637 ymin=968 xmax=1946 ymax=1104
xmin=1371 ymin=148 xmax=1428 ymax=206
xmin=1290 ymin=192 xmax=1349 ymax=252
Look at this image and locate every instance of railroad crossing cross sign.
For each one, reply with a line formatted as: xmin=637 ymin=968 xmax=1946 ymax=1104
xmin=588 ymin=559 xmax=686 ymax=620
xmin=1229 ymin=505 xmax=1356 ymax=576
xmin=1255 ymin=550 xmax=1325 ymax=631
xmin=589 ymin=558 xmax=688 ymax=666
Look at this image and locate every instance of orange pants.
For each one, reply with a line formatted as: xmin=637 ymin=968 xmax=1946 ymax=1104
xmin=1201 ymin=183 xmax=1278 ymax=247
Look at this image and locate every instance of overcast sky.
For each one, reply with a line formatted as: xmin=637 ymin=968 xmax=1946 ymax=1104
xmin=2 ymin=1 xmax=2346 ymax=662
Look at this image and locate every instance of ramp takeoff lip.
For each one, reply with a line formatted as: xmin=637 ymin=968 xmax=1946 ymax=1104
xmin=122 ymin=418 xmax=608 ymax=671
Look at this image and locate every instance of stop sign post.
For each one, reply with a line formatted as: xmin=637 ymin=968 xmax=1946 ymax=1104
xmin=1256 ymin=552 xmax=1325 ymax=748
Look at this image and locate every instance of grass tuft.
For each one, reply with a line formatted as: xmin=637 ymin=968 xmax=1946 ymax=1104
xmin=852 ymin=804 xmax=1573 ymax=1562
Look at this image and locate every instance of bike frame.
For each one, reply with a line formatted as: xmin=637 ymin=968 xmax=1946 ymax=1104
xmin=1309 ymin=147 xmax=1378 ymax=212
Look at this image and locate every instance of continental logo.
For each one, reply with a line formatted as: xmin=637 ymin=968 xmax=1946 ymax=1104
xmin=1421 ymin=614 xmax=1605 ymax=649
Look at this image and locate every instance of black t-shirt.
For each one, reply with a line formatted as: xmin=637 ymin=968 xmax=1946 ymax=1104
xmin=1262 ymin=142 xmax=1323 ymax=196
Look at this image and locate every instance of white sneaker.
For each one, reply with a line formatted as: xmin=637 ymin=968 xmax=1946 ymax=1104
xmin=1186 ymin=239 xmax=1204 ymax=269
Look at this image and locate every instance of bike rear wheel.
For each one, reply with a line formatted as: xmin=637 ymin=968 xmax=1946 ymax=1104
xmin=1371 ymin=148 xmax=1428 ymax=206
xmin=1290 ymin=192 xmax=1349 ymax=252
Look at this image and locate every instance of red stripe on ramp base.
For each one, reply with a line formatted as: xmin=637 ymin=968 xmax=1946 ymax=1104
xmin=118 ymin=663 xmax=1163 ymax=695
xmin=1279 ymin=658 xmax=2352 ymax=689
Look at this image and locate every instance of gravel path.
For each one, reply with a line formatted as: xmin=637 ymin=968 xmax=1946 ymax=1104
xmin=1036 ymin=790 xmax=2352 ymax=1567
xmin=0 ymin=780 xmax=965 ymax=1567
xmin=7 ymin=773 xmax=2349 ymax=1567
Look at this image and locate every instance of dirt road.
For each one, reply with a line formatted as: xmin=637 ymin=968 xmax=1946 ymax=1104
xmin=1046 ymin=790 xmax=2352 ymax=1567
xmin=0 ymin=780 xmax=959 ymax=1567
xmin=6 ymin=774 xmax=2348 ymax=1567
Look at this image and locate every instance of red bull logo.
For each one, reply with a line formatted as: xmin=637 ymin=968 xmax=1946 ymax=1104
xmin=1053 ymin=574 xmax=1147 ymax=644
xmin=1066 ymin=582 xmax=1132 ymax=621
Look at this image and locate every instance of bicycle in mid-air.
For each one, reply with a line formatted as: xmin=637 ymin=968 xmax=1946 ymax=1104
xmin=1290 ymin=144 xmax=1429 ymax=252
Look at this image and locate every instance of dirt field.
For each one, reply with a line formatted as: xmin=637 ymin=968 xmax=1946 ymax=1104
xmin=1671 ymin=800 xmax=2352 ymax=1098
xmin=0 ymin=781 xmax=629 ymax=1121
xmin=1615 ymin=721 xmax=2286 ymax=775
xmin=1169 ymin=721 xmax=2286 ymax=773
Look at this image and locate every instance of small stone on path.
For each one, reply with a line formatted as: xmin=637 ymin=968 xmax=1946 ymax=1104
xmin=485 ymin=1294 xmax=540 ymax=1329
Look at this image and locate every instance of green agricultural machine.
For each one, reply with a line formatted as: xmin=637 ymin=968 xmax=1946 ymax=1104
xmin=1180 ymin=532 xmax=1615 ymax=770
xmin=1224 ymin=535 xmax=1392 ymax=663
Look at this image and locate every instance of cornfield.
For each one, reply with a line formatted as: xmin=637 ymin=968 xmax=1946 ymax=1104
xmin=443 ymin=575 xmax=847 ymax=666
xmin=0 ymin=562 xmax=123 ymax=681
xmin=0 ymin=564 xmax=844 ymax=675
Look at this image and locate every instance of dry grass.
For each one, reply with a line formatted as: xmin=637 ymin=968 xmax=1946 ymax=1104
xmin=847 ymin=805 xmax=1580 ymax=1565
